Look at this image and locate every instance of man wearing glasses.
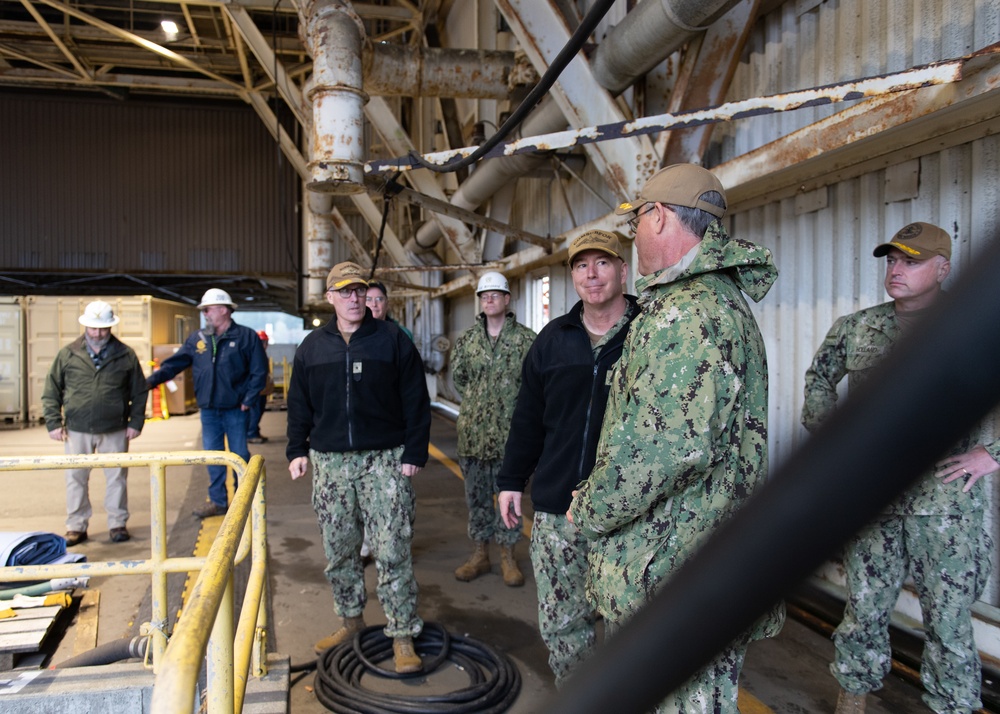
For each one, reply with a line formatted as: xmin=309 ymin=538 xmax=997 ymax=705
xmin=365 ymin=280 xmax=413 ymax=340
xmin=286 ymin=261 xmax=430 ymax=674
xmin=147 ymin=288 xmax=267 ymax=518
xmin=569 ymin=164 xmax=783 ymax=712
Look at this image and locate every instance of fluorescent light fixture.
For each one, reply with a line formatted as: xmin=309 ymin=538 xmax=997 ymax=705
xmin=161 ymin=20 xmax=179 ymax=35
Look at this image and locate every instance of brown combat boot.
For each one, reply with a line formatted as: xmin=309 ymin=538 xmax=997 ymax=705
xmin=834 ymin=690 xmax=867 ymax=714
xmin=314 ymin=615 xmax=365 ymax=654
xmin=499 ymin=544 xmax=525 ymax=587
xmin=454 ymin=541 xmax=490 ymax=581
xmin=392 ymin=636 xmax=422 ymax=673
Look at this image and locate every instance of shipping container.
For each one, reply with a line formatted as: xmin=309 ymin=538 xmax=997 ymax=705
xmin=26 ymin=295 xmax=201 ymax=422
xmin=0 ymin=297 xmax=25 ymax=424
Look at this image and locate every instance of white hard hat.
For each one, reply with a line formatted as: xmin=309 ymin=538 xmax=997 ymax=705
xmin=476 ymin=271 xmax=510 ymax=295
xmin=197 ymin=288 xmax=237 ymax=310
xmin=79 ymin=300 xmax=120 ymax=328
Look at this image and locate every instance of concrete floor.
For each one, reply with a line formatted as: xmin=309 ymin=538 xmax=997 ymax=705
xmin=0 ymin=409 xmax=936 ymax=713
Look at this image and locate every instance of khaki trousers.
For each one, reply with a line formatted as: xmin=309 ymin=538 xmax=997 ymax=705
xmin=65 ymin=429 xmax=129 ymax=531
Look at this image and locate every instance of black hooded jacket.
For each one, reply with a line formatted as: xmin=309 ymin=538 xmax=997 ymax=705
xmin=497 ymin=296 xmax=639 ymax=513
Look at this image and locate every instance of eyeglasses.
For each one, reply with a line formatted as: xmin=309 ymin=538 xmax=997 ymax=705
xmin=627 ymin=204 xmax=657 ymax=234
xmin=329 ymin=286 xmax=368 ymax=298
xmin=479 ymin=292 xmax=505 ymax=302
xmin=366 ymin=296 xmax=386 ymax=304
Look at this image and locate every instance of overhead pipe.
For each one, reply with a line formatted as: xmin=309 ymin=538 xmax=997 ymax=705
xmin=588 ymin=0 xmax=739 ymax=95
xmin=362 ymin=44 xmax=516 ymax=99
xmin=305 ymin=189 xmax=336 ymax=307
xmin=301 ymin=0 xmax=368 ymax=194
xmin=411 ymin=0 xmax=744 ymax=251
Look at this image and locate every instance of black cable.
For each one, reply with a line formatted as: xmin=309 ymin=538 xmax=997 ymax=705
xmin=368 ymin=173 xmax=402 ymax=282
xmin=406 ymin=0 xmax=618 ymax=174
xmin=312 ymin=622 xmax=521 ymax=713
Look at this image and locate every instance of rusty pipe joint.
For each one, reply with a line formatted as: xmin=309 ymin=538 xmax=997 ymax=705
xmin=302 ymin=0 xmax=368 ymax=194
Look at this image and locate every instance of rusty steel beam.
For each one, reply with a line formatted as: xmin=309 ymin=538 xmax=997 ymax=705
xmin=367 ymin=52 xmax=977 ymax=176
xmin=494 ymin=0 xmax=654 ymax=200
xmin=364 ymin=95 xmax=480 ymax=264
xmin=33 ymin=0 xmax=242 ymax=89
xmin=388 ymin=185 xmax=552 ymax=249
xmin=715 ymin=43 xmax=1000 ymax=212
xmin=660 ymin=0 xmax=760 ymax=166
xmin=226 ymin=6 xmax=305 ymax=124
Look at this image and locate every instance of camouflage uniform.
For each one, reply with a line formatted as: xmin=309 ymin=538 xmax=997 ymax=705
xmin=803 ymin=301 xmax=998 ymax=713
xmin=530 ymin=511 xmax=597 ymax=684
xmin=452 ymin=312 xmax=535 ymax=544
xmin=572 ymin=222 xmax=784 ymax=713
xmin=310 ymin=445 xmax=421 ymax=638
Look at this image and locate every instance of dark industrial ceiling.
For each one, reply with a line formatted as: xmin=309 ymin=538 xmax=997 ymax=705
xmin=0 ymin=0 xmax=446 ymax=313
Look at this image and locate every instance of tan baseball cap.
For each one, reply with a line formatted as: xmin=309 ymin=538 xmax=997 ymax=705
xmin=326 ymin=261 xmax=369 ymax=290
xmin=873 ymin=222 xmax=951 ymax=261
xmin=615 ymin=164 xmax=727 ymax=219
xmin=567 ymin=230 xmax=628 ymax=264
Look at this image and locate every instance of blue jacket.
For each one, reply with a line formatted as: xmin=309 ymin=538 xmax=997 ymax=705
xmin=147 ymin=321 xmax=267 ymax=410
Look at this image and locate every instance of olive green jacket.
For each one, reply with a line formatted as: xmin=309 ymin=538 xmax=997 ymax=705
xmin=451 ymin=312 xmax=535 ymax=459
xmin=42 ymin=334 xmax=147 ymax=435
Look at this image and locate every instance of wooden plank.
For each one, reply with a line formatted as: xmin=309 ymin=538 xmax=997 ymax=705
xmin=0 ymin=606 xmax=63 ymax=654
xmin=73 ymin=589 xmax=99 ymax=656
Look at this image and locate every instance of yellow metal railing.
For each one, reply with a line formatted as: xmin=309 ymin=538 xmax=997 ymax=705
xmin=0 ymin=451 xmax=269 ymax=714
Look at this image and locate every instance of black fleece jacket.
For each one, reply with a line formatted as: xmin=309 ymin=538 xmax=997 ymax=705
xmin=286 ymin=314 xmax=430 ymax=466
xmin=497 ymin=296 xmax=639 ymax=514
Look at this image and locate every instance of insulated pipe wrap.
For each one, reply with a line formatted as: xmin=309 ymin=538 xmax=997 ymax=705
xmin=589 ymin=0 xmax=742 ymax=95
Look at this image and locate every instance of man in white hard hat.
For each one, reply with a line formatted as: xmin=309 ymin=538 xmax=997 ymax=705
xmin=450 ymin=271 xmax=535 ymax=586
xmin=42 ymin=300 xmax=147 ymax=545
xmin=286 ymin=261 xmax=430 ymax=674
xmin=147 ymin=288 xmax=268 ymax=518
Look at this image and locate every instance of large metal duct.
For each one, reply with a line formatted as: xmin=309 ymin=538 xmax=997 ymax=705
xmin=589 ymin=0 xmax=741 ymax=95
xmin=412 ymin=0 xmax=745 ymax=250
xmin=301 ymin=0 xmax=367 ymax=194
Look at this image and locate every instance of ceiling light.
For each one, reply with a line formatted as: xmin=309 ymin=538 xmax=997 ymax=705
xmin=161 ymin=20 xmax=179 ymax=35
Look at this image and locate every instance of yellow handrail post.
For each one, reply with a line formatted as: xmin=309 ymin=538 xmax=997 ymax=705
xmin=207 ymin=572 xmax=235 ymax=714
xmin=0 ymin=451 xmax=270 ymax=714
xmin=149 ymin=460 xmax=169 ymax=669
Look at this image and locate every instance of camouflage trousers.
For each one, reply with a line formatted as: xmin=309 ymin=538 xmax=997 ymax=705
xmin=310 ymin=446 xmax=422 ymax=639
xmin=832 ymin=512 xmax=991 ymax=713
xmin=459 ymin=457 xmax=521 ymax=546
xmin=604 ymin=618 xmax=747 ymax=714
xmin=529 ymin=511 xmax=597 ymax=687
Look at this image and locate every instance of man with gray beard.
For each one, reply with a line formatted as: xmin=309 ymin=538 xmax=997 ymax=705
xmin=43 ymin=300 xmax=147 ymax=545
xmin=147 ymin=288 xmax=268 ymax=518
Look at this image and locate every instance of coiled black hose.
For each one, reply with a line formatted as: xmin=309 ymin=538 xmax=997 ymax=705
xmin=313 ymin=621 xmax=521 ymax=713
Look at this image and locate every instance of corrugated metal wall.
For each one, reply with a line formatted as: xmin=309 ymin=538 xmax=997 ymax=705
xmin=714 ymin=0 xmax=997 ymax=161
xmin=0 ymin=93 xmax=299 ymax=278
xmin=716 ymin=0 xmax=1000 ymax=606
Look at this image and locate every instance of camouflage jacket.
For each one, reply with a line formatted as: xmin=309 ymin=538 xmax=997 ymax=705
xmin=452 ymin=312 xmax=536 ymax=459
xmin=802 ymin=300 xmax=999 ymax=515
xmin=572 ymin=221 xmax=782 ymax=640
